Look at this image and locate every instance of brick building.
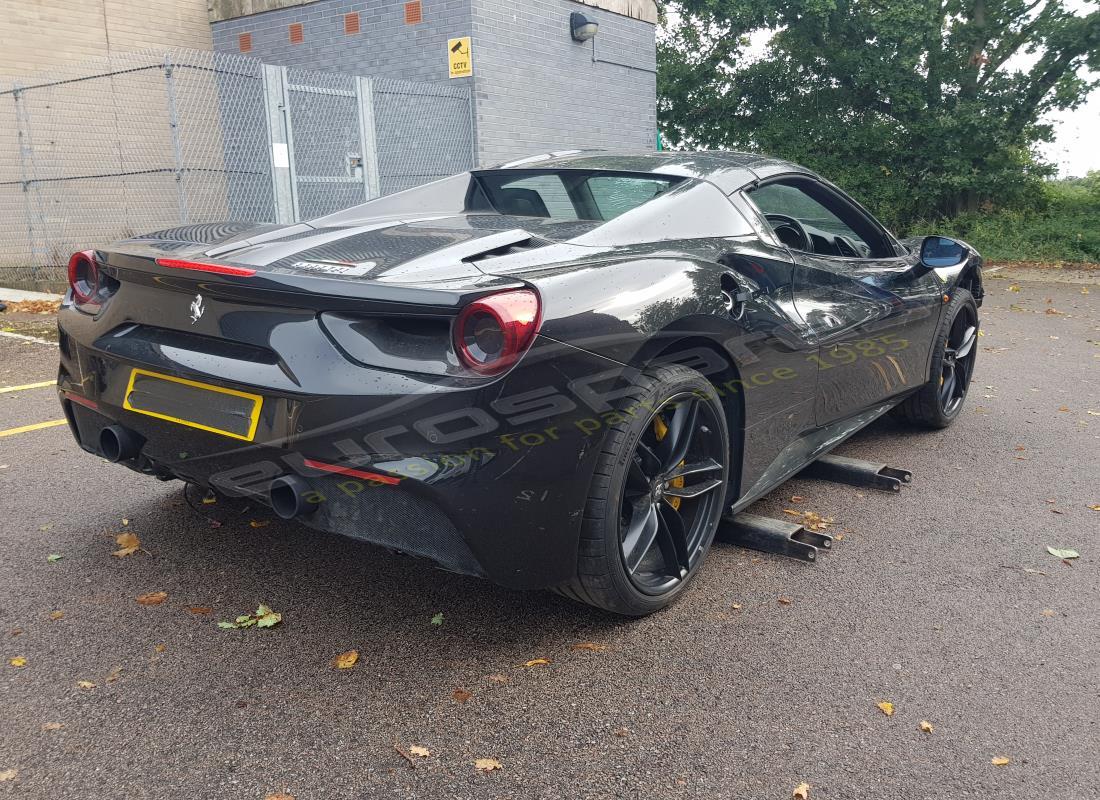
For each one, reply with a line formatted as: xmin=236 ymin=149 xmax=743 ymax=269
xmin=0 ymin=0 xmax=213 ymax=77
xmin=208 ymin=0 xmax=658 ymax=165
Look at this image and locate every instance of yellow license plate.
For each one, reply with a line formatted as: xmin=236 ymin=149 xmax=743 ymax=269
xmin=123 ymin=368 xmax=263 ymax=442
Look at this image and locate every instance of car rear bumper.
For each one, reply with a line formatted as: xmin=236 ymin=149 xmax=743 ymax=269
xmin=57 ymin=311 xmax=630 ymax=589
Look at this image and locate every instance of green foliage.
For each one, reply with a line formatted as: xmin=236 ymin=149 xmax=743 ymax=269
xmin=659 ymin=1 xmax=1100 ymax=229
xmin=907 ymin=174 xmax=1100 ymax=262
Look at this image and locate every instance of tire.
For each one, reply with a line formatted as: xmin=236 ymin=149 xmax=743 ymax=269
xmin=893 ymin=288 xmax=979 ymax=429
xmin=556 ymin=364 xmax=731 ymax=616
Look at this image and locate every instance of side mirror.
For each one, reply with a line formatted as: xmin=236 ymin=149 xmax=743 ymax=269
xmin=920 ymin=236 xmax=968 ymax=268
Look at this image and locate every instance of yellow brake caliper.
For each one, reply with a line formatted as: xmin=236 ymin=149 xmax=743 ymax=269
xmin=653 ymin=415 xmax=685 ymax=511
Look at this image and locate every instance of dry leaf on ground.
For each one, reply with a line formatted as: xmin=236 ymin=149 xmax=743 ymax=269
xmin=571 ymin=642 xmax=607 ymax=652
xmin=1046 ymin=546 xmax=1080 ymax=560
xmin=520 ymin=658 xmax=550 ymax=668
xmin=333 ymin=650 xmax=359 ymax=670
xmin=218 ymin=604 xmax=282 ymax=630
xmin=452 ymin=688 xmax=472 ymax=703
xmin=8 ymin=657 xmax=26 ymax=668
xmin=877 ymin=701 xmax=895 ymax=716
xmin=42 ymin=723 xmax=63 ymax=731
xmin=112 ymin=532 xmax=141 ymax=557
xmin=778 ymin=597 xmax=793 ymax=605
xmin=991 ymin=757 xmax=1010 ymax=766
xmin=76 ymin=680 xmax=95 ymax=689
xmin=919 ymin=720 xmax=934 ymax=733
xmin=137 ymin=591 xmax=167 ymax=606
xmin=408 ymin=745 xmax=431 ymax=758
xmin=0 ymin=769 xmax=16 ymax=782
xmin=49 ymin=610 xmax=64 ymax=620
xmin=793 ymin=782 xmax=810 ymax=799
xmin=474 ymin=758 xmax=502 ymax=772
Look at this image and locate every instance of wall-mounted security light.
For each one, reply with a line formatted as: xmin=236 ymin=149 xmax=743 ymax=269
xmin=570 ymin=12 xmax=599 ymax=42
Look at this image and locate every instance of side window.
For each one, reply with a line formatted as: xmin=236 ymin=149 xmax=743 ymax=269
xmin=748 ymin=181 xmax=883 ymax=258
xmin=498 ymin=175 xmax=577 ymax=219
xmin=586 ymin=176 xmax=670 ymax=221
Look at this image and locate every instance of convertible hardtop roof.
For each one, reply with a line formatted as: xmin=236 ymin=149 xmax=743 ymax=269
xmin=491 ymin=150 xmax=817 ymax=195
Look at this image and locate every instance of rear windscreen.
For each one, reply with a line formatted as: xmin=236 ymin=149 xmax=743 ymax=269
xmin=471 ymin=170 xmax=684 ymax=222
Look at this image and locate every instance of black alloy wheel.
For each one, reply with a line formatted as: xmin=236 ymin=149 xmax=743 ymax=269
xmin=620 ymin=393 xmax=727 ymax=595
xmin=892 ymin=287 xmax=979 ymax=429
xmin=939 ymin=306 xmax=977 ymax=415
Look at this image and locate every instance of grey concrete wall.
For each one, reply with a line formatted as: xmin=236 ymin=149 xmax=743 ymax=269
xmin=470 ymin=0 xmax=656 ymax=165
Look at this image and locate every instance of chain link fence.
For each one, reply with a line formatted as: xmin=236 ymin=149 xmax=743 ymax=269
xmin=0 ymin=48 xmax=475 ymax=291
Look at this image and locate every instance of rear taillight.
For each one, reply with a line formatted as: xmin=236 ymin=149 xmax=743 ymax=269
xmin=67 ymin=250 xmax=98 ymax=304
xmin=453 ymin=289 xmax=541 ymax=375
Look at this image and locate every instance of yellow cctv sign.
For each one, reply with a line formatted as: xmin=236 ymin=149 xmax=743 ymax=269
xmin=448 ymin=37 xmax=472 ymax=78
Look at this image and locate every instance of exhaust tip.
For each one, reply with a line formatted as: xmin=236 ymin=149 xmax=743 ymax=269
xmin=99 ymin=425 xmax=143 ymax=463
xmin=270 ymin=475 xmax=317 ymax=520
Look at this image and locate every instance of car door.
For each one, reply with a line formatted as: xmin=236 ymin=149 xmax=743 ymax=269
xmin=743 ymin=176 xmax=944 ymax=426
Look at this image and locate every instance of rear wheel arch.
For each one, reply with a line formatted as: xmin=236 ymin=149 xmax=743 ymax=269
xmin=634 ymin=334 xmax=745 ymax=503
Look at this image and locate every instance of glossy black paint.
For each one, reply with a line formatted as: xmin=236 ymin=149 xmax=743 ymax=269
xmin=56 ymin=150 xmax=982 ymax=590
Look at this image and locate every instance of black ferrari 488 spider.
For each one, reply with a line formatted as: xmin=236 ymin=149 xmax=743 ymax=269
xmin=58 ymin=150 xmax=982 ymax=615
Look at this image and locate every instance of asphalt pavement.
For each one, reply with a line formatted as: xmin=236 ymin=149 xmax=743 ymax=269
xmin=1 ymin=269 xmax=1097 ymax=800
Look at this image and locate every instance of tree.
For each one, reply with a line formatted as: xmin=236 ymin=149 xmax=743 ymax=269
xmin=658 ymin=1 xmax=1100 ymax=228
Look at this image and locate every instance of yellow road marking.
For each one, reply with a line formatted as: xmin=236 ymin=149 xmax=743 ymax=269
xmin=0 ymin=379 xmax=56 ymax=394
xmin=0 ymin=419 xmax=67 ymax=438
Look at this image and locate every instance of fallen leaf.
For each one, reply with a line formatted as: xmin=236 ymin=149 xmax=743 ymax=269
xmin=452 ymin=688 xmax=473 ymax=703
xmin=255 ymin=605 xmax=282 ymax=628
xmin=154 ymin=644 xmax=167 ymax=653
xmin=42 ymin=723 xmax=63 ymax=731
xmin=408 ymin=745 xmax=431 ymax=758
xmin=121 ymin=518 xmax=129 ymax=526
xmin=137 ymin=591 xmax=167 ymax=606
xmin=1008 ymin=284 xmax=1020 ymax=292
xmin=0 ymin=769 xmax=16 ymax=782
xmin=333 ymin=650 xmax=359 ymax=670
xmin=487 ymin=674 xmax=508 ymax=684
xmin=778 ymin=597 xmax=792 ymax=605
xmin=105 ymin=666 xmax=123 ymax=683
xmin=1046 ymin=546 xmax=1080 ymax=560
xmin=877 ymin=701 xmax=895 ymax=716
xmin=919 ymin=720 xmax=934 ymax=733
xmin=8 ymin=657 xmax=26 ymax=668
xmin=614 ymin=728 xmax=630 ymax=737
xmin=991 ymin=757 xmax=1010 ymax=766
xmin=571 ymin=642 xmax=607 ymax=652
xmin=76 ymin=680 xmax=96 ymax=689
xmin=430 ymin=612 xmax=444 ymax=626
xmin=1040 ymin=609 xmax=1057 ymax=617
xmin=46 ymin=553 xmax=63 ymax=563
xmin=219 ymin=604 xmax=282 ymax=630
xmin=731 ymin=603 xmax=743 ymax=611
xmin=520 ymin=658 xmax=550 ymax=668
xmin=112 ymin=532 xmax=141 ymax=557
xmin=783 ymin=509 xmax=801 ymax=517
xmin=1050 ymin=508 xmax=1064 ymax=515
xmin=187 ymin=606 xmax=212 ymax=615
xmin=793 ymin=782 xmax=810 ymax=799
xmin=790 ymin=495 xmax=805 ymax=503
xmin=201 ymin=493 xmax=217 ymax=505
xmin=249 ymin=519 xmax=269 ymax=528
xmin=474 ymin=757 xmax=502 ymax=772
xmin=49 ymin=610 xmax=64 ymax=621
xmin=1088 ymin=505 xmax=1100 ymax=512
xmin=39 ymin=523 xmax=53 ymax=531
xmin=1057 ymin=406 xmax=1070 ymax=412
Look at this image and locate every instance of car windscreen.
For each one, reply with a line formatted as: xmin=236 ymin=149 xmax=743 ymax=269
xmin=469 ymin=170 xmax=685 ymax=222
